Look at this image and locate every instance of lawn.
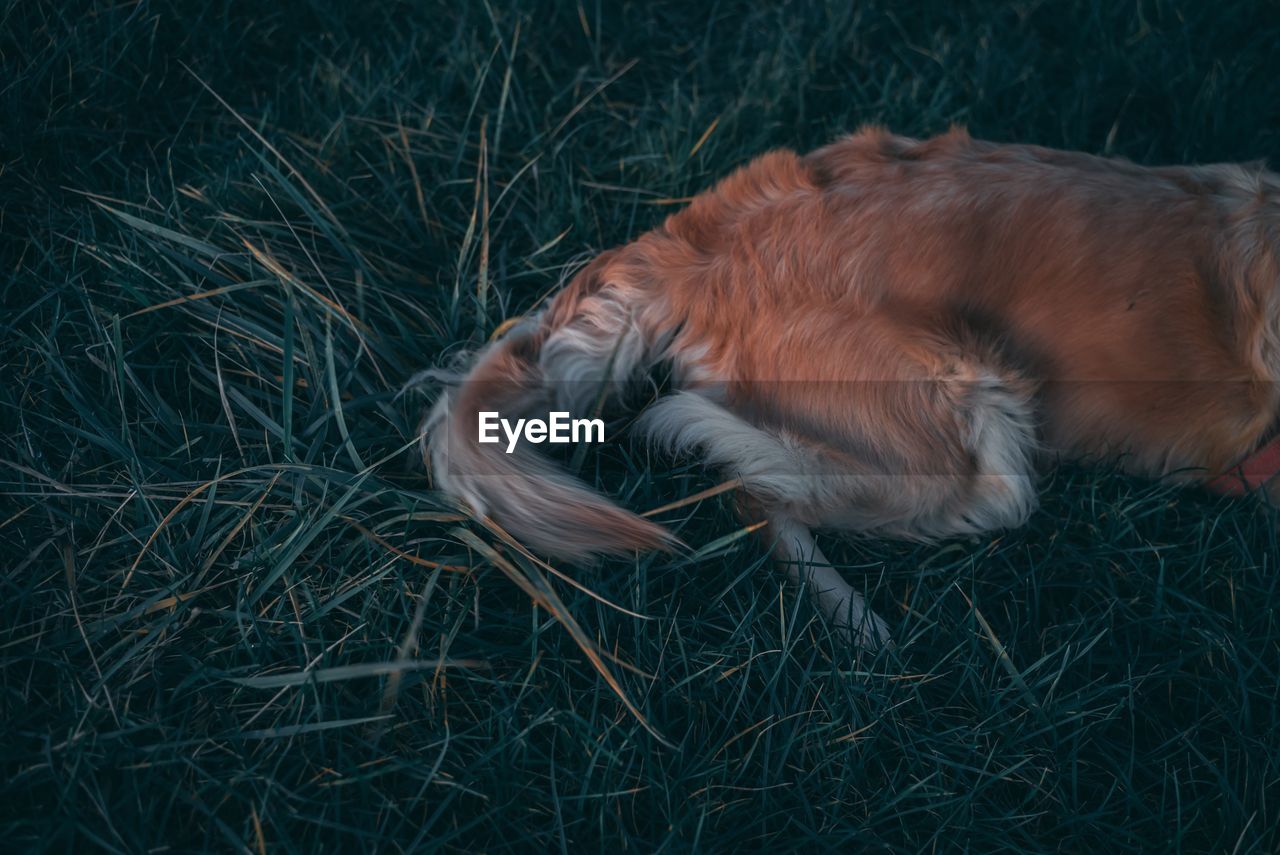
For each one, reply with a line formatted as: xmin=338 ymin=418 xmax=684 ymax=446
xmin=3 ymin=0 xmax=1279 ymax=851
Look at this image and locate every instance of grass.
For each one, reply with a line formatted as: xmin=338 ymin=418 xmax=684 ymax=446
xmin=3 ymin=0 xmax=1279 ymax=850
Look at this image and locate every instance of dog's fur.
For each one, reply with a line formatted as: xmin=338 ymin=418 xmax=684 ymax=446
xmin=424 ymin=127 xmax=1280 ymax=647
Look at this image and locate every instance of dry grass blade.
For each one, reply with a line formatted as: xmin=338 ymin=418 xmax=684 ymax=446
xmin=452 ymin=527 xmax=673 ymax=748
xmin=229 ymin=659 xmax=490 ymax=689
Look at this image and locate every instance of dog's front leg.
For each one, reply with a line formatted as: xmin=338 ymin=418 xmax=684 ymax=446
xmin=769 ymin=518 xmax=891 ymax=651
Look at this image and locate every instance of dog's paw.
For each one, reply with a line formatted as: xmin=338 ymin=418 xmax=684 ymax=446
xmin=837 ymin=607 xmax=894 ymax=653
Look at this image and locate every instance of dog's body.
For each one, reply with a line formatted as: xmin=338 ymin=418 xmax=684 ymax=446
xmin=426 ymin=128 xmax=1280 ymax=646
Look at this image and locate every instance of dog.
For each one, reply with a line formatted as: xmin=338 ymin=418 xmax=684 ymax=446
xmin=424 ymin=127 xmax=1280 ymax=648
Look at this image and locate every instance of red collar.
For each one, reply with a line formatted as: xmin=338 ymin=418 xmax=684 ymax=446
xmin=1206 ymin=429 xmax=1280 ymax=495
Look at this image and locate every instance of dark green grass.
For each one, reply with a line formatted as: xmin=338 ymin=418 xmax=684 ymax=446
xmin=3 ymin=0 xmax=1280 ymax=850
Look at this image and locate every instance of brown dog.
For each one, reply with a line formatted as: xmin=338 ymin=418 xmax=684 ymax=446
xmin=424 ymin=127 xmax=1280 ymax=647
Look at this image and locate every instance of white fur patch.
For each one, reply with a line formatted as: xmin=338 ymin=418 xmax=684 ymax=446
xmin=636 ymin=391 xmax=820 ymax=503
xmin=540 ymin=288 xmax=649 ymax=413
xmin=950 ymin=371 xmax=1039 ymax=533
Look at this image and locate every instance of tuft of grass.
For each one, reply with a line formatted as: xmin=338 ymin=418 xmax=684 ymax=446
xmin=3 ymin=1 xmax=1279 ymax=850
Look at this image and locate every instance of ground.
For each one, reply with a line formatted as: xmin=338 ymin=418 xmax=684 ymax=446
xmin=3 ymin=1 xmax=1279 ymax=851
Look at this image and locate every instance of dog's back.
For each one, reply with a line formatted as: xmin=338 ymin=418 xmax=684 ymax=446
xmin=643 ymin=127 xmax=1280 ymax=476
